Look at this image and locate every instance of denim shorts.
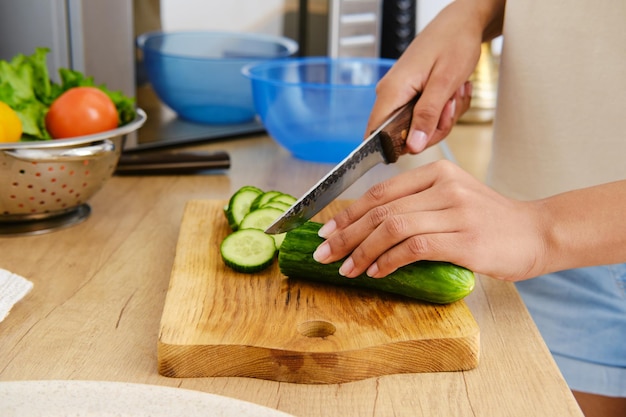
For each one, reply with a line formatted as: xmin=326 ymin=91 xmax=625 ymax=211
xmin=515 ymin=264 xmax=626 ymax=397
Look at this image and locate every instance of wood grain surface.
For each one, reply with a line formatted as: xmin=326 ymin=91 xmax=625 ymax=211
xmin=0 ymin=128 xmax=585 ymax=416
xmin=158 ymin=200 xmax=480 ymax=384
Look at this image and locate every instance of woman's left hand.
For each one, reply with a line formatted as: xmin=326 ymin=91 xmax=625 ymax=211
xmin=312 ymin=160 xmax=548 ymax=282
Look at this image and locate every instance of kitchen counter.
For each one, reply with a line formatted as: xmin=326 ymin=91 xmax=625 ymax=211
xmin=0 ymin=125 xmax=583 ymax=416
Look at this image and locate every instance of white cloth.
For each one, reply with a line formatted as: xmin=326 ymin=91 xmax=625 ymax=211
xmin=0 ymin=268 xmax=33 ymax=322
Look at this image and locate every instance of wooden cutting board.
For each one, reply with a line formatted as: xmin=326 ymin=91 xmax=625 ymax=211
xmin=158 ymin=200 xmax=479 ymax=384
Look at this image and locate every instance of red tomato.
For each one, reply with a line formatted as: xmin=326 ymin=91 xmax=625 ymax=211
xmin=45 ymin=86 xmax=118 ymax=139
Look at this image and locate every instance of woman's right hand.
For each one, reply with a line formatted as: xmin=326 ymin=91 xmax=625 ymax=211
xmin=367 ymin=0 xmax=504 ymax=153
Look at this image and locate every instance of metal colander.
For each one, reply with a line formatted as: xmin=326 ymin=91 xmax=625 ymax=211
xmin=0 ymin=109 xmax=146 ymax=234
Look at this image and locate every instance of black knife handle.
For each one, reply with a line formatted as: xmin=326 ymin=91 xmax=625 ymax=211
xmin=115 ymin=151 xmax=230 ymax=175
xmin=378 ymin=95 xmax=419 ymax=163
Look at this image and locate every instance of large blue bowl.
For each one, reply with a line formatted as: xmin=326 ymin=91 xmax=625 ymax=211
xmin=137 ymin=31 xmax=298 ymax=125
xmin=243 ymin=57 xmax=396 ymax=163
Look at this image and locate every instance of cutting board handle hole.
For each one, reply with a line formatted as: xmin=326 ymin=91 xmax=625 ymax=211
xmin=297 ymin=320 xmax=336 ymax=338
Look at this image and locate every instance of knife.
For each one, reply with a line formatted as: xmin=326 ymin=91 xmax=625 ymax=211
xmin=265 ymin=97 xmax=417 ymax=235
xmin=115 ymin=150 xmax=230 ymax=175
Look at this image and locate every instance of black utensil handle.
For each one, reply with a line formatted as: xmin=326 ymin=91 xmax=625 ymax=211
xmin=115 ymin=151 xmax=230 ymax=175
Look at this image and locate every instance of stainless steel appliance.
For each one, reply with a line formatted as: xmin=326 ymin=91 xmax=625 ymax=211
xmin=0 ymin=0 xmax=135 ymax=98
xmin=297 ymin=0 xmax=416 ymax=59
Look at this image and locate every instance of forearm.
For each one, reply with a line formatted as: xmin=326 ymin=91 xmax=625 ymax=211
xmin=537 ymin=180 xmax=626 ymax=275
xmin=454 ymin=0 xmax=507 ymax=41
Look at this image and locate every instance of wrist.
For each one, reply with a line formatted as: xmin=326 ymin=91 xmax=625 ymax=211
xmin=530 ymin=199 xmax=563 ymax=278
xmin=455 ymin=0 xmax=506 ymax=41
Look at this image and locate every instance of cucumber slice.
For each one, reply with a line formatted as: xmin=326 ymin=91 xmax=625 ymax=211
xmin=220 ymin=229 xmax=276 ymax=273
xmin=239 ymin=207 xmax=286 ymax=249
xmin=262 ymin=200 xmax=292 ymax=212
xmin=265 ymin=193 xmax=297 ymax=206
xmin=250 ymin=190 xmax=282 ymax=211
xmin=270 ymin=233 xmax=287 ymax=250
xmin=225 ymin=186 xmax=263 ymax=230
xmin=240 ymin=207 xmax=284 ymax=230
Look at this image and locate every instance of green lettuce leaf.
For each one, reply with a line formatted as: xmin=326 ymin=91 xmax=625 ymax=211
xmin=0 ymin=47 xmax=52 ymax=138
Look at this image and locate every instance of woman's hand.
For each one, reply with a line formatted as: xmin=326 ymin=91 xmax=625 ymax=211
xmin=367 ymin=0 xmax=507 ymax=154
xmin=367 ymin=1 xmax=486 ymax=154
xmin=313 ymin=160 xmax=548 ymax=282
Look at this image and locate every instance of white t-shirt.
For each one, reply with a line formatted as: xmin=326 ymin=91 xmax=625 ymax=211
xmin=487 ymin=0 xmax=626 ymax=200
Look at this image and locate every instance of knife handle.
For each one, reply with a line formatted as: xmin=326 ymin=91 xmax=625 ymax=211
xmin=378 ymin=95 xmax=419 ymax=163
xmin=115 ymin=151 xmax=230 ymax=175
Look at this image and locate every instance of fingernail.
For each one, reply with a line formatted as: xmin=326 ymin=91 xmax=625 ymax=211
xmin=459 ymin=83 xmax=466 ymax=98
xmin=318 ymin=219 xmax=336 ymax=238
xmin=450 ymin=98 xmax=457 ymax=120
xmin=407 ymin=130 xmax=428 ymax=152
xmin=339 ymin=257 xmax=354 ymax=277
xmin=313 ymin=242 xmax=331 ymax=263
xmin=366 ymin=262 xmax=379 ymax=278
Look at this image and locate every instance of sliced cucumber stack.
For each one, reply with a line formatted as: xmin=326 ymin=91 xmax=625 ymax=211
xmin=221 ymin=186 xmax=296 ymax=273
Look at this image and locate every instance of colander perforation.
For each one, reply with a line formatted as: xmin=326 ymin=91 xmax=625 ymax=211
xmin=2 ymin=143 xmax=117 ymax=217
xmin=0 ymin=108 xmax=146 ymax=234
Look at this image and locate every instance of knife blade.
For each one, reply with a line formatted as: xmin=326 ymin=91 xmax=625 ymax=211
xmin=265 ymin=97 xmax=417 ymax=235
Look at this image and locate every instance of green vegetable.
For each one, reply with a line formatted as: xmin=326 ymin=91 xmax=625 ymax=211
xmin=260 ymin=200 xmax=292 ymax=212
xmin=0 ymin=47 xmax=136 ymax=140
xmin=224 ymin=185 xmax=264 ymax=230
xmin=250 ymin=190 xmax=282 ymax=211
xmin=220 ymin=187 xmax=475 ymax=304
xmin=264 ymin=193 xmax=296 ymax=206
xmin=220 ymin=229 xmax=277 ymax=273
xmin=221 ymin=186 xmax=296 ymax=272
xmin=239 ymin=207 xmax=286 ymax=249
xmin=278 ymin=221 xmax=475 ymax=304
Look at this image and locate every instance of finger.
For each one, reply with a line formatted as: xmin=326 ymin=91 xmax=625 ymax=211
xmin=419 ymin=80 xmax=474 ymax=150
xmin=326 ymin=171 xmax=432 ymax=235
xmin=367 ymin=231 xmax=467 ymax=278
xmin=436 ymin=98 xmax=456 ymax=133
xmin=328 ymin=160 xmax=456 ymax=234
xmin=316 ymin=185 xmax=453 ymax=265
xmin=406 ymin=68 xmax=470 ymax=153
xmin=453 ymin=81 xmax=473 ymax=121
xmin=364 ymin=69 xmax=425 ymax=138
xmin=435 ymin=80 xmax=471 ymax=132
xmin=338 ymin=208 xmax=459 ymax=278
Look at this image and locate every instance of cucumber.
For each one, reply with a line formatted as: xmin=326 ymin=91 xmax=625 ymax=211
xmin=239 ymin=207 xmax=286 ymax=249
xmin=224 ymin=186 xmax=263 ymax=230
xmin=265 ymin=193 xmax=296 ymax=206
xmin=220 ymin=229 xmax=277 ymax=273
xmin=260 ymin=200 xmax=292 ymax=212
xmin=250 ymin=190 xmax=282 ymax=211
xmin=278 ymin=222 xmax=475 ymax=304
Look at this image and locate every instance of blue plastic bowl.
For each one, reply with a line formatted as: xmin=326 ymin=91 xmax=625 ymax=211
xmin=137 ymin=31 xmax=298 ymax=125
xmin=243 ymin=57 xmax=396 ymax=163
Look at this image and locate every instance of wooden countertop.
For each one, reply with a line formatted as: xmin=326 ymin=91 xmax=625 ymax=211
xmin=0 ymin=125 xmax=583 ymax=417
